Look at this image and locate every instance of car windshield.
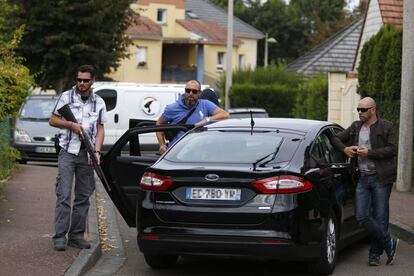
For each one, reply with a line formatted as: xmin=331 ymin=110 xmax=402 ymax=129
xmin=20 ymin=98 xmax=56 ymax=120
xmin=165 ymin=130 xmax=302 ymax=164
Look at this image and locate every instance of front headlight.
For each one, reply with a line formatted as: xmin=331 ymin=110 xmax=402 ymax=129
xmin=14 ymin=129 xmax=31 ymax=143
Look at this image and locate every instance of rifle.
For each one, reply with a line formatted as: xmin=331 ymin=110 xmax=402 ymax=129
xmin=57 ymin=104 xmax=111 ymax=192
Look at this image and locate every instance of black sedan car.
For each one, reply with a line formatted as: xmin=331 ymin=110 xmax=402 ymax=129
xmin=100 ymin=118 xmax=366 ymax=275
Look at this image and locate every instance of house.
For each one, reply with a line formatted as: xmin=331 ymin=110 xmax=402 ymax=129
xmin=287 ymin=0 xmax=403 ymax=127
xmin=107 ymin=0 xmax=264 ymax=87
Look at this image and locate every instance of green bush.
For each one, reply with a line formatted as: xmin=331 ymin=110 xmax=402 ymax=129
xmin=0 ymin=27 xmax=33 ymax=121
xmin=357 ymin=24 xmax=402 ymax=125
xmin=292 ymin=75 xmax=328 ymax=120
xmin=229 ymin=83 xmax=297 ymax=117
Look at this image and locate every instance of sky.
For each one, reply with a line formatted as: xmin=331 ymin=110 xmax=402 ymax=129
xmin=282 ymin=0 xmax=361 ymax=10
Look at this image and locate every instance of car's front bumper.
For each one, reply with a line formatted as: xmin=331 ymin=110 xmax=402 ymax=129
xmin=13 ymin=143 xmax=58 ymax=162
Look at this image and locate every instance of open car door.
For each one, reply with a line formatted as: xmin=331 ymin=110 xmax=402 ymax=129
xmin=100 ymin=124 xmax=193 ymax=227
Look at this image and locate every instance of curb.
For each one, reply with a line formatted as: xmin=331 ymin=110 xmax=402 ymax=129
xmin=390 ymin=219 xmax=414 ymax=245
xmin=64 ymin=187 xmax=102 ymax=276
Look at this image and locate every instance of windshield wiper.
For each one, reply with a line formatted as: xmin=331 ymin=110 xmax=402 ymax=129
xmin=252 ymin=139 xmax=284 ymax=171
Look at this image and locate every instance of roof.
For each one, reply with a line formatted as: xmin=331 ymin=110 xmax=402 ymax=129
xmin=287 ymin=19 xmax=363 ymax=75
xmin=177 ymin=19 xmax=242 ymax=45
xmin=379 ymin=0 xmax=403 ymax=27
xmin=126 ymin=15 xmax=162 ymax=39
xmin=185 ymin=0 xmax=264 ymax=39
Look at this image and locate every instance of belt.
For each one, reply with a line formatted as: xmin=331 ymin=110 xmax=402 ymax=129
xmin=360 ymin=171 xmax=377 ymax=176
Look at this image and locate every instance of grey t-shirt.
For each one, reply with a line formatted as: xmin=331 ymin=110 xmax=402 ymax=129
xmin=358 ymin=123 xmax=376 ymax=173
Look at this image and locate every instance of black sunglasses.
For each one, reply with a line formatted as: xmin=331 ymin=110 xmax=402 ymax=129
xmin=77 ymin=78 xmax=91 ymax=84
xmin=185 ymin=88 xmax=199 ymax=94
xmin=357 ymin=107 xmax=373 ymax=113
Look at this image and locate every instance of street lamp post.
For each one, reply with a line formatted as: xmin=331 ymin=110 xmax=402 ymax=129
xmin=264 ymin=33 xmax=277 ymax=67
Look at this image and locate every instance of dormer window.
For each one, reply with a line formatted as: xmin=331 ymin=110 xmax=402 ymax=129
xmin=157 ymin=9 xmax=167 ymax=24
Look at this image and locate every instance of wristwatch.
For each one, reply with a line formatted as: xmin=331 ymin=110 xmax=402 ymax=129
xmin=205 ymin=117 xmax=210 ymax=122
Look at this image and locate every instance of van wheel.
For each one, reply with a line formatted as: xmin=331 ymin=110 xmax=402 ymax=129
xmin=308 ymin=212 xmax=338 ymax=275
xmin=144 ymin=254 xmax=178 ymax=269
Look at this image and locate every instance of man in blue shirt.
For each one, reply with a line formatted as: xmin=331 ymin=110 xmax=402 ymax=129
xmin=156 ymin=80 xmax=229 ymax=154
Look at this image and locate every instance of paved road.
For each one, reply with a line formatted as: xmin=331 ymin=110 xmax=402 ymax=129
xmin=111 ymin=210 xmax=414 ymax=276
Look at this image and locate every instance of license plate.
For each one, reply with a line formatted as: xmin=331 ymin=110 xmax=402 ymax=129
xmin=36 ymin=147 xmax=56 ymax=153
xmin=186 ymin=187 xmax=241 ymax=201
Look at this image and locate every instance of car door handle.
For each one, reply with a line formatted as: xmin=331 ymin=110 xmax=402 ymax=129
xmin=114 ymin=114 xmax=119 ymax=123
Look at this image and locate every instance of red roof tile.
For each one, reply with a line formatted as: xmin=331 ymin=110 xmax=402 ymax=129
xmin=378 ymin=0 xmax=403 ymax=27
xmin=126 ymin=15 xmax=162 ymax=39
xmin=177 ymin=19 xmax=242 ymax=45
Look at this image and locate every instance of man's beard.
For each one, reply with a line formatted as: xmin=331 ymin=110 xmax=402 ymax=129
xmin=359 ymin=115 xmax=367 ymax=122
xmin=185 ymin=97 xmax=196 ymax=107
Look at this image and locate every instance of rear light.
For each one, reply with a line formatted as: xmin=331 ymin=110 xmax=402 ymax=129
xmin=252 ymin=175 xmax=312 ymax=194
xmin=140 ymin=172 xmax=174 ymax=191
xmin=142 ymin=234 xmax=160 ymax=240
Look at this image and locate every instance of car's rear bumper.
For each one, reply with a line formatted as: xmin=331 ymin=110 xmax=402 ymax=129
xmin=137 ymin=230 xmax=321 ymax=261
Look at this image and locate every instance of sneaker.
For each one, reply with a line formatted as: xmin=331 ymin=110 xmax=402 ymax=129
xmin=53 ymin=238 xmax=67 ymax=251
xmin=386 ymin=238 xmax=399 ymax=265
xmin=68 ymin=238 xmax=91 ymax=249
xmin=368 ymin=257 xmax=380 ymax=266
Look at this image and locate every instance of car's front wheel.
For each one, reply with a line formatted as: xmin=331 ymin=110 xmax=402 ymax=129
xmin=144 ymin=254 xmax=178 ymax=269
xmin=308 ymin=212 xmax=338 ymax=275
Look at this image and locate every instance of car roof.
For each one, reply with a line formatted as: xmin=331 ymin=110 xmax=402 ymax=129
xmin=206 ymin=118 xmax=335 ymax=134
xmin=228 ymin=108 xmax=267 ymax=113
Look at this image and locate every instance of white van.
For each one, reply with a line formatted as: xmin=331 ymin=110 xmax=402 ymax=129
xmin=93 ymin=82 xmax=202 ymax=151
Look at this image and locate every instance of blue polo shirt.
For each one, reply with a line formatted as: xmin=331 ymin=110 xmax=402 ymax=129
xmin=162 ymin=94 xmax=217 ymax=145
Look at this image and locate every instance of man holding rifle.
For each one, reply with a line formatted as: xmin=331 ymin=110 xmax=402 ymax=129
xmin=49 ymin=65 xmax=107 ymax=251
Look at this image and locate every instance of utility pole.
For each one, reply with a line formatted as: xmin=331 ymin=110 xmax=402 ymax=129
xmin=225 ymin=0 xmax=233 ymax=111
xmin=264 ymin=33 xmax=269 ymax=67
xmin=397 ymin=0 xmax=414 ymax=192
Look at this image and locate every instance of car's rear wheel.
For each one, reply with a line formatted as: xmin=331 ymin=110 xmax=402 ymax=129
xmin=144 ymin=254 xmax=178 ymax=269
xmin=308 ymin=212 xmax=338 ymax=275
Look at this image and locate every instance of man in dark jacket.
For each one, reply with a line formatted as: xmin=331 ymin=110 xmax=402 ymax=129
xmin=331 ymin=97 xmax=398 ymax=266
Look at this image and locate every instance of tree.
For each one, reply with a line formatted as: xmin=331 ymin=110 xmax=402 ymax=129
xmin=292 ymin=75 xmax=328 ymax=120
xmin=11 ymin=0 xmax=135 ymax=92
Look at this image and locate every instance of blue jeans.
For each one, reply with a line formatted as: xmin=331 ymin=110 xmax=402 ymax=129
xmin=355 ymin=174 xmax=392 ymax=258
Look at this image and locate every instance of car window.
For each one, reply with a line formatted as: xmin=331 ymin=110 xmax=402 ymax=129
xmin=230 ymin=112 xmax=269 ymax=119
xmin=165 ymin=130 xmax=301 ymax=164
xmin=311 ymin=136 xmax=325 ymax=162
xmin=20 ymin=98 xmax=56 ymax=120
xmin=311 ymin=129 xmax=347 ymax=164
xmin=95 ymin=89 xmax=117 ymax=111
xmin=329 ymin=127 xmax=348 ymax=163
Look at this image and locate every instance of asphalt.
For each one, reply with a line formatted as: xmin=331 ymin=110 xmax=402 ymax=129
xmin=0 ymin=164 xmax=413 ymax=275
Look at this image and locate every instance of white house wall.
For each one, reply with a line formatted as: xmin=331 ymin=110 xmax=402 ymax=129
xmin=354 ymin=0 xmax=383 ymax=70
xmin=328 ymin=72 xmax=360 ymax=127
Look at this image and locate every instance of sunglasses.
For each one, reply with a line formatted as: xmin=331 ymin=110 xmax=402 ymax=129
xmin=357 ymin=107 xmax=373 ymax=113
xmin=185 ymin=88 xmax=199 ymax=94
xmin=77 ymin=78 xmax=91 ymax=84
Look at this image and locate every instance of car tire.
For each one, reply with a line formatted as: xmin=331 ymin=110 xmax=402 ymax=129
xmin=308 ymin=212 xmax=338 ymax=275
xmin=144 ymin=254 xmax=178 ymax=269
xmin=18 ymin=159 xmax=27 ymax=164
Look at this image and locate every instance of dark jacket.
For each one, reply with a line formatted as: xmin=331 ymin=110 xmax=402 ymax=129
xmin=331 ymin=118 xmax=397 ymax=184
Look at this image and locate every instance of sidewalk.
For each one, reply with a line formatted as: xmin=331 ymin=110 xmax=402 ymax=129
xmin=0 ymin=164 xmax=99 ymax=276
xmin=0 ymin=164 xmax=413 ymax=276
xmin=389 ymin=187 xmax=414 ymax=244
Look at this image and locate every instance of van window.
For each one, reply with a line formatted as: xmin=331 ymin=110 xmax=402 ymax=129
xmin=96 ymin=89 xmax=117 ymax=111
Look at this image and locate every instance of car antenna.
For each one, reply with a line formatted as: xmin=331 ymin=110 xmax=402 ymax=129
xmin=250 ymin=110 xmax=255 ymax=135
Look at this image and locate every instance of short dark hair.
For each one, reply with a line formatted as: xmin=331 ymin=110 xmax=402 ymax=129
xmin=187 ymin=79 xmax=201 ymax=90
xmin=77 ymin=64 xmax=96 ymax=78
